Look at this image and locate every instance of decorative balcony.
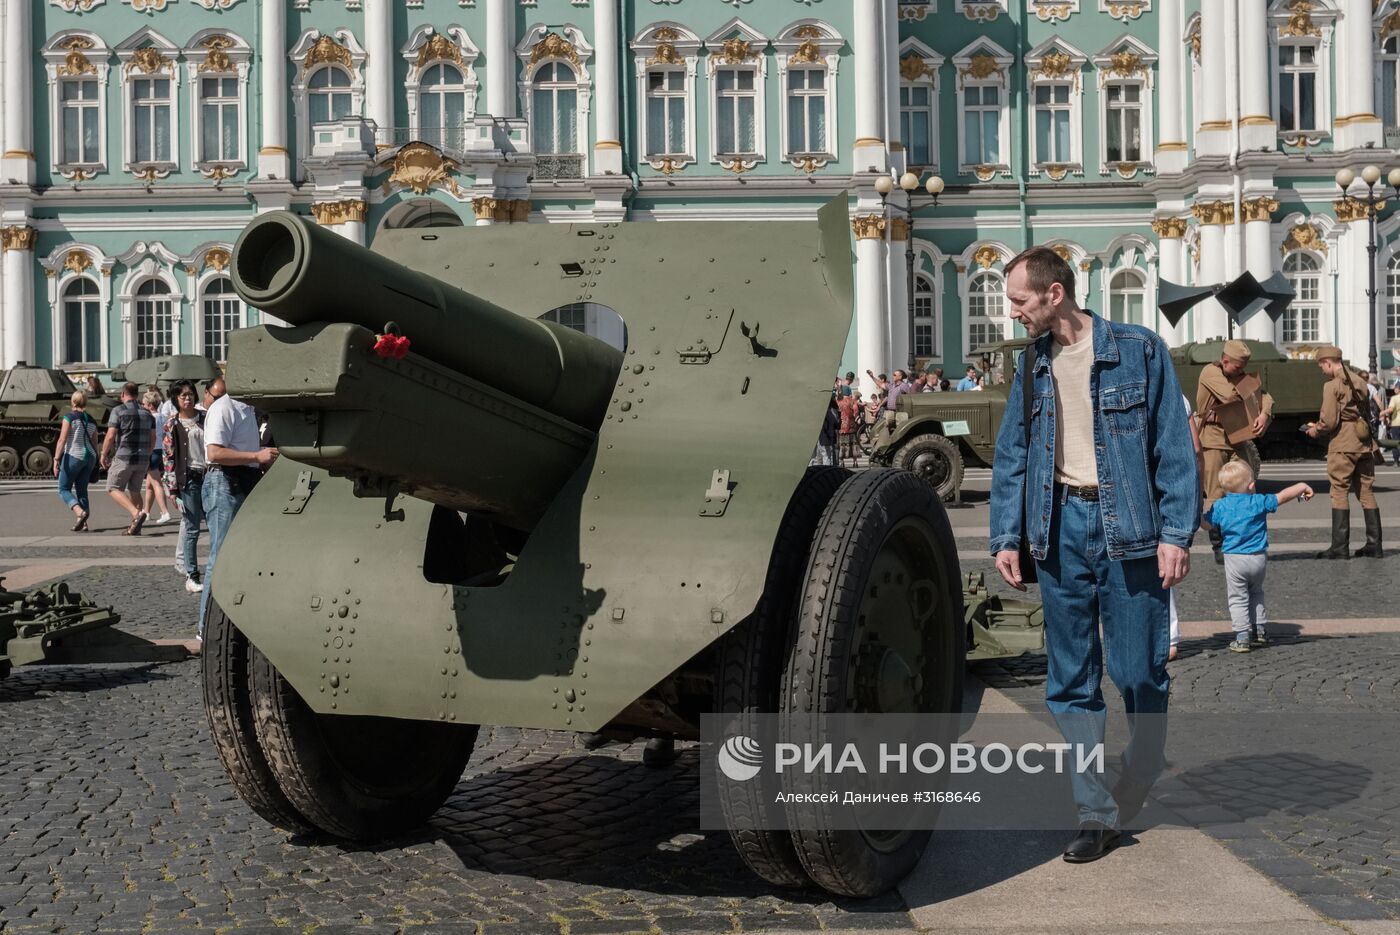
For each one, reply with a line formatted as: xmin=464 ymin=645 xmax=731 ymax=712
xmin=531 ymin=154 xmax=585 ymax=180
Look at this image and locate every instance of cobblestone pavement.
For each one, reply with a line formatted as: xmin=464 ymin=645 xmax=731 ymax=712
xmin=1 ymin=569 xmax=914 ymax=935
xmin=973 ymin=631 xmax=1400 ymax=923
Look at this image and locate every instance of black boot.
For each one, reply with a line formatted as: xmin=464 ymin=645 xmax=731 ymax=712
xmin=1355 ymin=508 xmax=1384 ymax=558
xmin=1317 ymin=509 xmax=1351 ymax=559
xmin=1207 ymin=524 xmax=1224 ymax=565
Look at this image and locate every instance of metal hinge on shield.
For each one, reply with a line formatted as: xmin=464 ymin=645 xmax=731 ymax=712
xmin=283 ymin=470 xmax=313 ymax=514
xmin=700 ymin=469 xmax=733 ymax=517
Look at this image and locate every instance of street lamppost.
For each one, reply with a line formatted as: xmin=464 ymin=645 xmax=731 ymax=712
xmin=1334 ymin=164 xmax=1400 ymax=379
xmin=875 ymin=170 xmax=944 ymax=371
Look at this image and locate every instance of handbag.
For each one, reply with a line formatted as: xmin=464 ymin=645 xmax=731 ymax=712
xmin=1018 ymin=342 xmax=1039 ymax=586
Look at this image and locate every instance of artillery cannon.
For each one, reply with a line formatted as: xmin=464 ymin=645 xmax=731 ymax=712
xmin=204 ymin=204 xmax=974 ymax=898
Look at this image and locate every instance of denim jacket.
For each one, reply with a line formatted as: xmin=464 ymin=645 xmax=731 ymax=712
xmin=989 ymin=313 xmax=1201 ymax=562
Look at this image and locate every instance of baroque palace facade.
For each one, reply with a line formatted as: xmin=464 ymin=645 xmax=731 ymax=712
xmin=1 ymin=0 xmax=1399 ymax=385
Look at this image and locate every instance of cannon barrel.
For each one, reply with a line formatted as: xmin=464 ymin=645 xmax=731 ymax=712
xmin=230 ymin=210 xmax=623 ymax=430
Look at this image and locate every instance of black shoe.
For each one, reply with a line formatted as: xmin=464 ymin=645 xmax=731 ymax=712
xmin=1112 ymin=775 xmax=1153 ymax=826
xmin=1316 ymin=509 xmax=1351 ymax=560
xmin=1062 ymin=821 xmax=1121 ymax=863
xmin=642 ymin=737 xmax=677 ymax=768
xmin=1355 ymin=508 xmax=1384 ymax=558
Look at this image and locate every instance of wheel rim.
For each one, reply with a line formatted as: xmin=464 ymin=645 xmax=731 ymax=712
xmin=0 ymin=447 xmax=18 ymax=474
xmin=908 ymin=448 xmax=952 ymax=489
xmin=23 ymin=447 xmax=52 ymax=476
xmin=846 ymin=515 xmax=956 ymax=853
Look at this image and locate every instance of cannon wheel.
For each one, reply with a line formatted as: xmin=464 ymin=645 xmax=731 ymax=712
xmin=249 ymin=646 xmax=478 ymax=841
xmin=201 ymin=600 xmax=315 ymax=835
xmin=782 ymin=469 xmax=965 ymax=898
xmin=1234 ymin=440 xmax=1262 ymax=481
xmin=23 ymin=446 xmax=53 ymax=477
xmin=893 ymin=434 xmax=964 ymax=501
xmin=0 ymin=446 xmax=19 ymax=475
xmin=715 ymin=465 xmax=849 ymax=889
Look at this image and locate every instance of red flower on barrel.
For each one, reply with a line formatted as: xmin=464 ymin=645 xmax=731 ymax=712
xmin=373 ymin=333 xmax=411 ymax=359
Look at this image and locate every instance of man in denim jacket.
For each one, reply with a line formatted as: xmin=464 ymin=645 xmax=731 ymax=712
xmin=990 ymin=247 xmax=1200 ymax=863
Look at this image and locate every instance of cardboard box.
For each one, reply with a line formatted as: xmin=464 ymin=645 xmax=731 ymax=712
xmin=1217 ymin=374 xmax=1264 ymax=445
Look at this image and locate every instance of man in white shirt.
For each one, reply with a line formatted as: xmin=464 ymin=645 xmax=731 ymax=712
xmin=198 ymin=378 xmax=279 ymax=635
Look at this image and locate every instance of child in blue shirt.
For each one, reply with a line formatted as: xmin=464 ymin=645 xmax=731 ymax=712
xmin=1204 ymin=461 xmax=1313 ymax=653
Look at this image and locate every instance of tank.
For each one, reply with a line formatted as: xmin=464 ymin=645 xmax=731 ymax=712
xmin=112 ymin=354 xmax=221 ymax=394
xmin=0 ymin=364 xmax=116 ymax=477
xmin=1171 ymin=339 xmax=1327 ymax=458
xmin=198 ymin=205 xmax=987 ymax=899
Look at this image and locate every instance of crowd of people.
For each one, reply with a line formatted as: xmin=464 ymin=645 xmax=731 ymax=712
xmin=53 ymin=377 xmax=279 ymax=636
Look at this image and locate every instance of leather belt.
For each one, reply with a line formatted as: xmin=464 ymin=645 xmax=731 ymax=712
xmin=1058 ymin=483 xmax=1100 ymax=501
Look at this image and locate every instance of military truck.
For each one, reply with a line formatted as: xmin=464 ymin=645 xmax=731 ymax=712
xmin=1170 ymin=339 xmax=1326 ymax=460
xmin=191 ymin=203 xmax=1053 ymax=899
xmin=0 ymin=364 xmax=117 ymax=477
xmin=873 ymin=337 xmax=1268 ymax=501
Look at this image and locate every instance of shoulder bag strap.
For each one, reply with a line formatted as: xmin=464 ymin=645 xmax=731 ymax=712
xmin=1022 ymin=341 xmax=1037 ymax=448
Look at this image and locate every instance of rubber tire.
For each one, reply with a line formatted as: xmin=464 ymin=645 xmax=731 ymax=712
xmin=201 ymin=600 xmax=316 ymax=835
xmin=0 ymin=446 xmax=19 ymax=475
xmin=23 ymin=446 xmax=53 ymax=477
xmin=249 ymin=646 xmax=478 ymax=841
xmin=1234 ymin=439 xmax=1262 ymax=481
xmin=782 ymin=469 xmax=966 ymax=899
xmin=893 ymin=434 xmax=965 ymax=501
xmin=715 ymin=465 xmax=849 ymax=889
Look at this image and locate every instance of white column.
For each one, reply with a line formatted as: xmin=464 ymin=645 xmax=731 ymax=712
xmin=486 ymin=0 xmax=515 ymax=119
xmin=363 ymin=0 xmax=393 ymax=143
xmin=1237 ymin=0 xmax=1275 ymax=151
xmin=1 ymin=0 xmax=34 ymax=185
xmin=592 ymin=0 xmax=622 ymax=175
xmin=1195 ymin=211 xmax=1229 ymax=340
xmin=1241 ymin=196 xmax=1279 ymax=342
xmin=1 ymin=227 xmax=36 ymax=368
xmin=1337 ymin=213 xmax=1371 ymax=365
xmin=1156 ymin=0 xmax=1188 ymax=174
xmin=851 ymin=0 xmax=885 ymax=170
xmin=889 ymin=219 xmax=910 ymax=371
xmin=882 ymin=0 xmax=900 ymax=170
xmin=1196 ymin=0 xmax=1230 ymax=157
xmin=854 ymin=214 xmax=889 ymax=396
xmin=1153 ymin=218 xmax=1189 ymax=345
xmin=258 ymin=0 xmax=290 ymax=179
xmin=1336 ymin=0 xmax=1384 ymax=150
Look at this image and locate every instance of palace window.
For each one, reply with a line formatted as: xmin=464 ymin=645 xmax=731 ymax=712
xmin=963 ymin=85 xmax=1001 ymax=165
xmin=967 ymin=270 xmax=1006 ymax=350
xmin=646 ymin=69 xmax=687 ymax=157
xmin=715 ymin=67 xmax=759 ymax=155
xmin=60 ymin=79 xmax=102 ymax=165
xmin=532 ymin=62 xmax=580 ymax=154
xmin=134 ymin=280 xmax=173 ymax=359
xmin=1105 ymin=82 xmax=1143 ymax=162
xmin=1277 ymin=41 xmax=1319 ymax=133
xmin=1386 ymin=254 xmax=1400 ymax=343
xmin=1034 ymin=83 xmax=1072 ymax=163
xmin=913 ymin=274 xmax=937 ymax=358
xmin=198 ymin=76 xmax=240 ymax=162
xmin=1382 ymin=35 xmax=1400 ymax=136
xmin=1108 ymin=269 xmax=1146 ymax=325
xmin=308 ymin=66 xmax=355 ymax=124
xmin=785 ymin=67 xmax=827 ymax=155
xmin=901 ymin=84 xmax=934 ymax=167
xmin=62 ymin=278 xmax=102 ymax=365
xmin=419 ymin=63 xmax=469 ymax=150
xmin=131 ymin=76 xmax=173 ymax=164
xmin=201 ymin=276 xmax=243 ymax=364
xmin=1280 ymin=253 xmax=1322 ymax=344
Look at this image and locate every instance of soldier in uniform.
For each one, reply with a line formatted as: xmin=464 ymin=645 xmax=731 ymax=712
xmin=1305 ymin=346 xmax=1383 ymax=558
xmin=1196 ymin=340 xmax=1273 ymax=563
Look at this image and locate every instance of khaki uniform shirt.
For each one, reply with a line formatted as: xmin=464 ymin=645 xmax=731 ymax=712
xmin=1195 ymin=363 xmax=1275 ymax=452
xmin=1315 ymin=369 xmax=1373 ymax=455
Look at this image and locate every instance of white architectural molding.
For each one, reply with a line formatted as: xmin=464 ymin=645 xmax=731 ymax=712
xmin=703 ymin=18 xmax=768 ymax=173
xmin=114 ymin=27 xmax=181 ymax=179
xmin=42 ymin=30 xmax=113 ymax=180
xmin=955 ymin=241 xmax=1013 ymax=351
xmin=956 ymin=0 xmax=1008 ymax=22
xmin=774 ymin=20 xmax=842 ymax=171
xmin=911 ymin=237 xmax=948 ymax=361
xmin=1099 ymin=0 xmax=1150 ymax=21
xmin=183 ymin=29 xmax=252 ymax=177
xmin=631 ymin=22 xmax=700 ymax=171
xmin=115 ymin=241 xmax=183 ymax=357
xmin=1267 ymin=0 xmax=1338 ymax=146
xmin=952 ymin=38 xmax=1013 ymax=177
xmin=289 ymin=28 xmax=367 ymax=182
xmin=401 ymin=25 xmax=481 ymax=145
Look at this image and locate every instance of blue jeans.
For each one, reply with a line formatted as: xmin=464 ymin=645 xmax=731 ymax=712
xmin=1037 ymin=487 xmax=1171 ymax=829
xmin=57 ymin=453 xmax=94 ymax=513
xmin=198 ymin=468 xmax=246 ymax=636
xmin=179 ymin=472 xmax=206 ymax=578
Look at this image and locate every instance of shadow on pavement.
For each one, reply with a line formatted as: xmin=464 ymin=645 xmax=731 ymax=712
xmin=0 ymin=661 xmax=182 ymax=702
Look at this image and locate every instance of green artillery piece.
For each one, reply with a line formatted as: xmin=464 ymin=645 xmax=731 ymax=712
xmin=963 ymin=573 xmax=1045 ymax=661
xmin=0 ymin=578 xmax=192 ymax=680
xmin=202 ymin=202 xmax=1040 ymax=898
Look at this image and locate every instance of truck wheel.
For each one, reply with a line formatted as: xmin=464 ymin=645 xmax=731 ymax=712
xmin=201 ymin=600 xmax=315 ymax=835
xmin=0 ymin=446 xmax=19 ymax=475
xmin=782 ymin=469 xmax=965 ymax=898
xmin=23 ymin=446 xmax=53 ymax=477
xmin=249 ymin=647 xmax=478 ymax=841
xmin=1234 ymin=440 xmax=1261 ymax=480
xmin=893 ymin=434 xmax=964 ymax=501
xmin=715 ymin=465 xmax=848 ymax=889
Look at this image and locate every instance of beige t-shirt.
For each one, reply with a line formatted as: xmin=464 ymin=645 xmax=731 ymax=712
xmin=1051 ymin=334 xmax=1098 ymax=487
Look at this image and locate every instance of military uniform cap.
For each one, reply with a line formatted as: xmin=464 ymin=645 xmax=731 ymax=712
xmin=1222 ymin=340 xmax=1252 ymax=362
xmin=1314 ymin=345 xmax=1343 ymax=361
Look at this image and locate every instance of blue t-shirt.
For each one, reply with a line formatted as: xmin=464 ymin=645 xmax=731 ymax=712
xmin=956 ymin=376 xmax=979 ymax=391
xmin=1205 ymin=493 xmax=1278 ymax=555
